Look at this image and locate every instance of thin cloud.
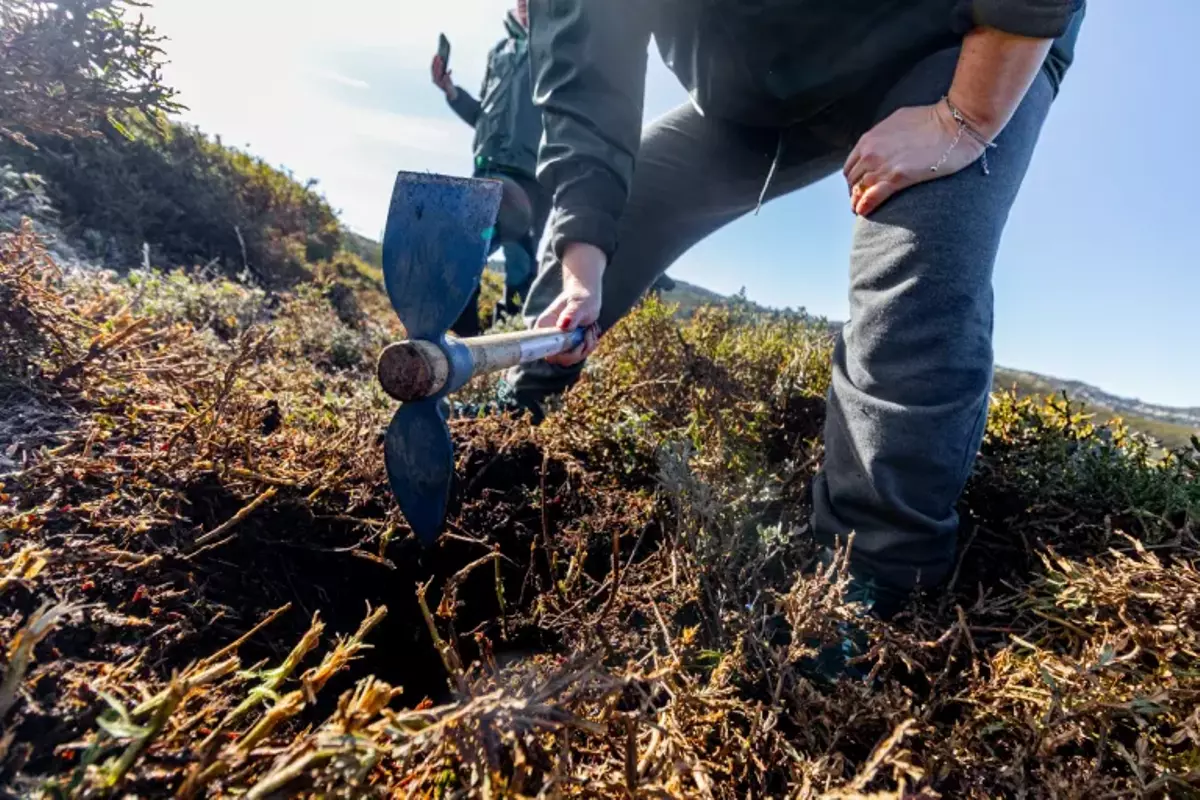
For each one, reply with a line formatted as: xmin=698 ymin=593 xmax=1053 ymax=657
xmin=308 ymin=68 xmax=370 ymax=91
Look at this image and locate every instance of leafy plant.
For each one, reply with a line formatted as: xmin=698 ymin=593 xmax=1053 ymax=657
xmin=0 ymin=0 xmax=179 ymax=143
xmin=2 ymin=112 xmax=342 ymax=285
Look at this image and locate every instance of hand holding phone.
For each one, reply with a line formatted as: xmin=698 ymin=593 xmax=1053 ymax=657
xmin=431 ymin=33 xmax=455 ymax=99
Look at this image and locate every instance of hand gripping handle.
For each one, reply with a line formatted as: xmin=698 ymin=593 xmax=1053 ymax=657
xmin=377 ymin=326 xmax=588 ymax=403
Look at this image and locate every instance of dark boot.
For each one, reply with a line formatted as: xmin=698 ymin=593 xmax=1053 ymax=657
xmin=448 ymin=378 xmax=547 ymax=425
xmin=790 ymin=545 xmax=911 ymax=686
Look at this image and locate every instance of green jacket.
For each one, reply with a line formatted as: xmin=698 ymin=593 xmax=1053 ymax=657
xmin=529 ymin=0 xmax=1086 ymax=260
xmin=448 ymin=12 xmax=541 ymax=178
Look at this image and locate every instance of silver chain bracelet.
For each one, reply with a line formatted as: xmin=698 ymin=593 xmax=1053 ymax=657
xmin=931 ymin=95 xmax=998 ymax=175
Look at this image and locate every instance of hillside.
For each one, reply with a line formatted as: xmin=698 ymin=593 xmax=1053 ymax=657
xmin=657 ymin=276 xmax=728 ymax=317
xmin=661 ymin=278 xmax=817 ymax=322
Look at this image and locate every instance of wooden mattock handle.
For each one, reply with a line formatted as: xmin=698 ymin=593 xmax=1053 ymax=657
xmin=377 ymin=328 xmax=584 ymax=402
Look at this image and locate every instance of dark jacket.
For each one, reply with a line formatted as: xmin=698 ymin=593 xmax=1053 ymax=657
xmin=528 ymin=0 xmax=1086 ymax=260
xmin=448 ymin=12 xmax=541 ymax=178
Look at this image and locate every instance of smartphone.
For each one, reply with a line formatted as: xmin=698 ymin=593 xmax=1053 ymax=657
xmin=437 ymin=33 xmax=451 ymax=69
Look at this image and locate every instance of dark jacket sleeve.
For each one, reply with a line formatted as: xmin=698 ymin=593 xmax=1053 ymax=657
xmin=528 ymin=0 xmax=651 ymax=261
xmin=447 ymin=88 xmax=482 ymax=127
xmin=447 ymin=49 xmax=490 ymax=127
xmin=965 ymin=0 xmax=1084 ymax=38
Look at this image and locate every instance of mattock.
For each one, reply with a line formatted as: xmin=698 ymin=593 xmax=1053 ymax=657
xmin=376 ymin=171 xmax=586 ymax=545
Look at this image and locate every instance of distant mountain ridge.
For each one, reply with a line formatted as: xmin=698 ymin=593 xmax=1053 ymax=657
xmin=659 ymin=277 xmax=813 ymax=320
xmin=657 ymin=277 xmax=727 ymax=318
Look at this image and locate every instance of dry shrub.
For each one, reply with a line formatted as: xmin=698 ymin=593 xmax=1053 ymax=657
xmin=0 ymin=219 xmax=73 ymax=376
xmin=1 ymin=226 xmax=1197 ymax=798
xmin=946 ymin=540 xmax=1200 ymax=795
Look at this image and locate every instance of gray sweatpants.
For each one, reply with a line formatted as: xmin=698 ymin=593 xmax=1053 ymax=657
xmin=512 ymin=47 xmax=1056 ymax=596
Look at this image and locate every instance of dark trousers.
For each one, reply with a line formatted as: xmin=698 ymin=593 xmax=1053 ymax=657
xmin=450 ymin=168 xmax=551 ymax=337
xmin=512 ymin=47 xmax=1058 ymax=596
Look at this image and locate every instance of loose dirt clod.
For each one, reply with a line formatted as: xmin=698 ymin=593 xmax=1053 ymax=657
xmin=1 ymin=221 xmax=1197 ymax=797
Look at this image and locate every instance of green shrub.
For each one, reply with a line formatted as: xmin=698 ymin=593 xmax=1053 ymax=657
xmin=124 ymin=268 xmax=268 ymax=340
xmin=969 ymin=391 xmax=1200 ymax=549
xmin=0 ymin=0 xmax=178 ymax=143
xmin=550 ymin=296 xmax=833 ymax=487
xmin=327 ymin=327 xmax=364 ymax=370
xmin=342 ymin=229 xmax=383 ymax=268
xmin=0 ymin=113 xmax=342 ymax=287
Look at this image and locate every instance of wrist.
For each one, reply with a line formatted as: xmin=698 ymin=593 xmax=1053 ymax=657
xmin=947 ymin=25 xmax=1055 ymax=142
xmin=944 ymin=88 xmax=1004 ymax=141
xmin=562 ymin=241 xmax=606 ymax=287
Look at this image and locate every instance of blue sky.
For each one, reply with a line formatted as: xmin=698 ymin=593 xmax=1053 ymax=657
xmin=143 ymin=1 xmax=1197 ymax=407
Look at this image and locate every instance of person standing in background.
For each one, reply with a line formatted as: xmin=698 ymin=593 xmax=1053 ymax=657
xmin=430 ymin=0 xmax=546 ymax=335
